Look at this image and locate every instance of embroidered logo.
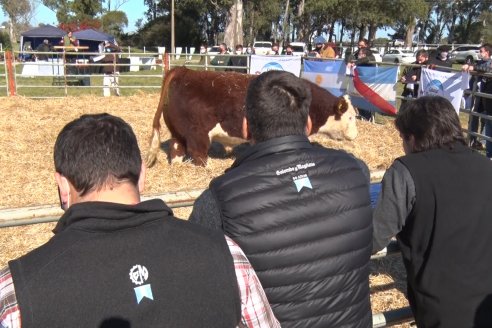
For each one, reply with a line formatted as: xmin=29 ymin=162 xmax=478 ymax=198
xmin=129 ymin=264 xmax=154 ymax=304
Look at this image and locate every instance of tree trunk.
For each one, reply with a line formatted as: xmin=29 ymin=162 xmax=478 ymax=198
xmin=224 ymin=0 xmax=244 ymax=49
xmin=281 ymin=0 xmax=289 ymax=45
xmin=368 ymin=23 xmax=377 ymax=44
xmin=405 ymin=23 xmax=415 ymax=47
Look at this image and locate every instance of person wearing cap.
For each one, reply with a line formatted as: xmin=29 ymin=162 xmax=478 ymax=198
xmin=35 ymin=39 xmax=52 ymax=61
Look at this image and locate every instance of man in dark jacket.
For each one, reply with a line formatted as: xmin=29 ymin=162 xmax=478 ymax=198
xmin=401 ymin=49 xmax=429 ymax=99
xmin=0 ymin=114 xmax=279 ymax=328
xmin=190 ymin=70 xmax=373 ymax=328
xmin=373 ymin=96 xmax=492 ymax=328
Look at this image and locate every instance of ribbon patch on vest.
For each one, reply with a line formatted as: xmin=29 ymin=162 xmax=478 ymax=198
xmin=293 ymin=174 xmax=313 ymax=192
xmin=134 ymin=284 xmax=154 ymax=304
xmin=129 ymin=264 xmax=154 ymax=304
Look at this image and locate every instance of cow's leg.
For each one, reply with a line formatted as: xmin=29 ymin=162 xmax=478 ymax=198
xmin=168 ymin=138 xmax=186 ymax=164
xmin=186 ymin=136 xmax=210 ymax=166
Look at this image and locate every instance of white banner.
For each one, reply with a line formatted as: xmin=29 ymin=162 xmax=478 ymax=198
xmin=419 ymin=68 xmax=469 ymax=113
xmin=250 ymin=55 xmax=302 ymax=77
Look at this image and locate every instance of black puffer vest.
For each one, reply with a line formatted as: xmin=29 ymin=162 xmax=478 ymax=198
xmin=210 ymin=135 xmax=373 ymax=328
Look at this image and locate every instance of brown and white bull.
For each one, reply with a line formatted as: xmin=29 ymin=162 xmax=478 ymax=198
xmin=146 ymin=67 xmax=357 ymax=166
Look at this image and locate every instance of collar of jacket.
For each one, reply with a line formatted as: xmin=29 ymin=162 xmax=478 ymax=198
xmin=229 ymin=135 xmax=312 ymax=170
xmin=53 ymin=199 xmax=173 ymax=234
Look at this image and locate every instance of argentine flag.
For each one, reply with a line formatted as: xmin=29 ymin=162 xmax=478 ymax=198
xmin=302 ymin=59 xmax=347 ymax=97
xmin=348 ymin=66 xmax=399 ymax=115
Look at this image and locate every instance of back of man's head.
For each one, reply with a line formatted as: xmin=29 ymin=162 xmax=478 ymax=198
xmin=54 ymin=113 xmax=141 ymax=196
xmin=245 ymin=71 xmax=311 ymax=142
xmin=396 ymin=96 xmax=466 ymax=153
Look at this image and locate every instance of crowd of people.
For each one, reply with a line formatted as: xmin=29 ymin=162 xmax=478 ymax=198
xmin=1 ymin=38 xmax=492 ymax=328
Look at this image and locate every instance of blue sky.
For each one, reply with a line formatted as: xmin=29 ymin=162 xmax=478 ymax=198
xmin=2 ymin=2 xmax=392 ymax=39
xmin=0 ymin=0 xmax=145 ymax=33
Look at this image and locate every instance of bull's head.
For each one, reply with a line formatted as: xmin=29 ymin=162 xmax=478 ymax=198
xmin=317 ymin=95 xmax=358 ymax=140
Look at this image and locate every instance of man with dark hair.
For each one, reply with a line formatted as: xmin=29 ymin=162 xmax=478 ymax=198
xmin=463 ymin=43 xmax=492 ymax=156
xmin=373 ymin=96 xmax=492 ymax=328
xmin=401 ymin=49 xmax=429 ymax=99
xmin=0 ymin=114 xmax=279 ymax=328
xmin=190 ymin=71 xmax=373 ymax=328
xmin=227 ymin=44 xmax=248 ymax=73
xmin=211 ymin=42 xmax=230 ymax=71
xmin=427 ymin=45 xmax=452 ymax=71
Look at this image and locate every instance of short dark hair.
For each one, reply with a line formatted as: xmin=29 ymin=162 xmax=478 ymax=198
xmin=245 ymin=71 xmax=311 ymax=142
xmin=358 ymin=48 xmax=372 ymax=57
xmin=415 ymin=49 xmax=428 ymax=57
xmin=395 ymin=96 xmax=466 ymax=153
xmin=54 ymin=113 xmax=142 ymax=196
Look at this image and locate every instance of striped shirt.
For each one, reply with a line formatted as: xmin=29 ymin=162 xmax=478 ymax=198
xmin=0 ymin=236 xmax=279 ymax=328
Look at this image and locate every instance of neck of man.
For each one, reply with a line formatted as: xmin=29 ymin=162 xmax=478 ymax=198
xmin=73 ymin=182 xmax=141 ymax=206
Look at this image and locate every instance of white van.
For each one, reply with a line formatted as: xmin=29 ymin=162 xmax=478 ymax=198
xmin=287 ymin=42 xmax=308 ymax=56
xmin=253 ymin=41 xmax=272 ymax=55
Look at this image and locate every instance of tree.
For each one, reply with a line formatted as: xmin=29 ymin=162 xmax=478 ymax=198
xmin=0 ymin=0 xmax=33 ymax=44
xmin=223 ymin=0 xmax=244 ymax=48
xmin=101 ymin=10 xmax=128 ymax=36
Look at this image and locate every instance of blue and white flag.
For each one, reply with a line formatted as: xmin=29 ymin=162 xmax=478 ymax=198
xmin=301 ymin=59 xmax=347 ymax=97
xmin=250 ymin=55 xmax=302 ymax=77
xmin=419 ymin=68 xmax=469 ymax=113
xmin=347 ymin=66 xmax=399 ymax=115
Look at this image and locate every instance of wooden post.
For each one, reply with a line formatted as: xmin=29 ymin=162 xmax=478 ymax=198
xmin=5 ymin=51 xmax=16 ymax=96
xmin=164 ymin=53 xmax=170 ymax=74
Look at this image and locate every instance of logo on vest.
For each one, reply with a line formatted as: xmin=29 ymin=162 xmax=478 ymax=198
xmin=129 ymin=264 xmax=154 ymax=304
xmin=293 ymin=174 xmax=313 ymax=192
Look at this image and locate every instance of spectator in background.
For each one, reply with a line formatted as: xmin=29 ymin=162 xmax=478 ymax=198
xmin=267 ymin=43 xmax=280 ymax=55
xmin=101 ymin=41 xmax=121 ymax=96
xmin=462 ymin=43 xmax=492 ymax=157
xmin=427 ymin=45 xmax=452 ymax=71
xmin=401 ymin=49 xmax=429 ymax=99
xmin=373 ymin=96 xmax=492 ymax=328
xmin=346 ymin=38 xmax=373 ymax=63
xmin=227 ymin=44 xmax=247 ymax=73
xmin=35 ymin=39 xmax=52 ymax=61
xmin=198 ymin=43 xmax=209 ymax=67
xmin=309 ymin=36 xmax=325 ymax=57
xmin=189 ymin=70 xmax=373 ymax=328
xmin=62 ymin=31 xmax=78 ymax=47
xmin=0 ymin=113 xmax=279 ymax=328
xmin=320 ymin=42 xmax=336 ymax=59
xmin=284 ymin=44 xmax=294 ymax=55
xmin=210 ymin=42 xmax=230 ymax=71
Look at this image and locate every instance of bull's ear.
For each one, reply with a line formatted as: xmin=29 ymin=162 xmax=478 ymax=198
xmin=336 ymin=96 xmax=349 ymax=115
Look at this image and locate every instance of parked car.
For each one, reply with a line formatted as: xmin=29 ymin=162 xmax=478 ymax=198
xmin=449 ymin=45 xmax=481 ymax=64
xmin=285 ymin=42 xmax=307 ymax=56
xmin=382 ymin=49 xmax=415 ymax=64
xmin=370 ymin=48 xmax=383 ymax=62
xmin=253 ymin=41 xmax=272 ymax=55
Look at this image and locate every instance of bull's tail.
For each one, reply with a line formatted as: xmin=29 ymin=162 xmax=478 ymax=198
xmin=145 ymin=68 xmax=177 ymax=167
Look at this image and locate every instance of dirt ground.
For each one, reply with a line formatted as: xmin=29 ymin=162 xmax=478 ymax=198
xmin=0 ymin=94 xmax=412 ymax=325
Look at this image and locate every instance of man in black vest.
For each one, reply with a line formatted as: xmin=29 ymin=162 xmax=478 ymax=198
xmin=0 ymin=114 xmax=279 ymax=328
xmin=190 ymin=71 xmax=373 ymax=328
xmin=373 ymin=96 xmax=492 ymax=328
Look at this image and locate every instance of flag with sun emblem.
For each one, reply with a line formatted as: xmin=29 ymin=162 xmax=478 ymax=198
xmin=301 ymin=59 xmax=347 ymax=97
